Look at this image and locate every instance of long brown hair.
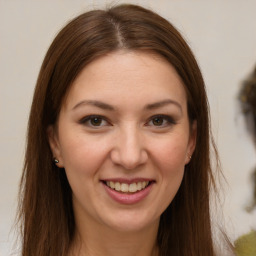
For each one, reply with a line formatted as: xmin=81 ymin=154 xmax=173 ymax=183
xmin=19 ymin=4 xmax=222 ymax=255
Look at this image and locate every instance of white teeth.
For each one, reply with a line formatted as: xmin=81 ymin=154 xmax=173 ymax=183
xmin=137 ymin=182 xmax=142 ymax=191
xmin=109 ymin=181 xmax=115 ymax=189
xmin=121 ymin=183 xmax=129 ymax=192
xmin=106 ymin=181 xmax=150 ymax=193
xmin=115 ymin=182 xmax=121 ymax=191
xmin=129 ymin=183 xmax=137 ymax=192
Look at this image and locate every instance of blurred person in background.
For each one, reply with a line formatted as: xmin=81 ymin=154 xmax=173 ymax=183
xmin=235 ymin=65 xmax=256 ymax=256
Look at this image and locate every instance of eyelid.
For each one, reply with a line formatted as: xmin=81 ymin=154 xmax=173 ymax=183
xmin=79 ymin=115 xmax=111 ymax=127
xmin=78 ymin=114 xmax=176 ymax=129
xmin=145 ymin=114 xmax=177 ymax=127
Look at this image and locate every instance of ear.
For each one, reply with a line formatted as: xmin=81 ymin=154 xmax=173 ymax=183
xmin=185 ymin=120 xmax=197 ymax=165
xmin=47 ymin=125 xmax=64 ymax=168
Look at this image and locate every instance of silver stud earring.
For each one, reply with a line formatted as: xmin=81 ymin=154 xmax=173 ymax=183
xmin=54 ymin=158 xmax=59 ymax=164
xmin=188 ymin=155 xmax=192 ymax=160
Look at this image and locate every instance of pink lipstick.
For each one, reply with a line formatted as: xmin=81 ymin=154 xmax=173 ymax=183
xmin=102 ymin=179 xmax=154 ymax=204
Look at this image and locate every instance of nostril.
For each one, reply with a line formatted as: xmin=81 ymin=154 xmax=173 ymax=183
xmin=110 ymin=147 xmax=148 ymax=170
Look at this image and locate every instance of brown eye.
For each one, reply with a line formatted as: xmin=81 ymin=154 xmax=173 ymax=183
xmin=146 ymin=115 xmax=176 ymax=128
xmin=152 ymin=117 xmax=164 ymax=126
xmin=90 ymin=117 xmax=103 ymax=126
xmin=79 ymin=115 xmax=110 ymax=128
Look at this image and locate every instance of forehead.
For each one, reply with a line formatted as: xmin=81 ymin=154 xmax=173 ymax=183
xmin=63 ymin=51 xmax=187 ymax=110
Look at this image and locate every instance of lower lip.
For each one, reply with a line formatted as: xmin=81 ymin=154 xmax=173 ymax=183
xmin=103 ymin=182 xmax=153 ymax=205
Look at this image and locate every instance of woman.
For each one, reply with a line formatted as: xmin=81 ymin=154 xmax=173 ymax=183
xmin=18 ymin=4 xmax=231 ymax=256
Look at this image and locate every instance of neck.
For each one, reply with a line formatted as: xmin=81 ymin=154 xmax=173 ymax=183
xmin=69 ymin=218 xmax=159 ymax=256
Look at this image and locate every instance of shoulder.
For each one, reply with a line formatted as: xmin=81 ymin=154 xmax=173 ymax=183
xmin=234 ymin=230 xmax=256 ymax=256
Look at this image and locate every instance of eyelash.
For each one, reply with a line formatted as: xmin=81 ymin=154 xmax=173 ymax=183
xmin=146 ymin=115 xmax=176 ymax=127
xmin=79 ymin=114 xmax=176 ymax=128
xmin=79 ymin=115 xmax=111 ymax=128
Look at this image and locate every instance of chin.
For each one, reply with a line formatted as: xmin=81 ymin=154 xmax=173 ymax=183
xmin=103 ymin=211 xmax=159 ymax=234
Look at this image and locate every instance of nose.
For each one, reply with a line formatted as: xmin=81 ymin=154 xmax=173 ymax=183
xmin=110 ymin=126 xmax=148 ymax=170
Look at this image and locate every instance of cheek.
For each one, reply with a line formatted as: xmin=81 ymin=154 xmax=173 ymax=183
xmin=60 ymin=135 xmax=111 ymax=206
xmin=152 ymin=136 xmax=187 ymax=190
xmin=152 ymin=136 xmax=188 ymax=171
xmin=149 ymin=137 xmax=187 ymax=214
xmin=59 ymin=132 xmax=111 ymax=177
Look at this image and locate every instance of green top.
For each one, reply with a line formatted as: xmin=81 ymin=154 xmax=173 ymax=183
xmin=234 ymin=230 xmax=256 ymax=256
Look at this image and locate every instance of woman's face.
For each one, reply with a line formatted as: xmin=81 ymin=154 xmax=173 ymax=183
xmin=49 ymin=51 xmax=196 ymax=233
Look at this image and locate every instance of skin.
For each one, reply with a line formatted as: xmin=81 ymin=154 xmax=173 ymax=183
xmin=48 ymin=51 xmax=197 ymax=256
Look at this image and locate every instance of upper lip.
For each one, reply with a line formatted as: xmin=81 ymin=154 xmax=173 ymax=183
xmin=101 ymin=178 xmax=155 ymax=184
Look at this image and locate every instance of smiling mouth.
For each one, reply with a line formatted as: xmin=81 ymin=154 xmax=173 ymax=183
xmin=104 ymin=181 xmax=151 ymax=193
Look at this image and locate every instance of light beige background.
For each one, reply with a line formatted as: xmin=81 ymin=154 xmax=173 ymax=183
xmin=1 ymin=0 xmax=256 ymax=255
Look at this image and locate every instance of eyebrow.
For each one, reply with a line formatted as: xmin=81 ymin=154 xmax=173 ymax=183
xmin=145 ymin=99 xmax=182 ymax=112
xmin=72 ymin=100 xmax=115 ymax=111
xmin=72 ymin=99 xmax=182 ymax=112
